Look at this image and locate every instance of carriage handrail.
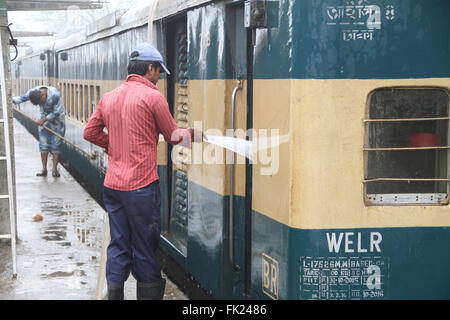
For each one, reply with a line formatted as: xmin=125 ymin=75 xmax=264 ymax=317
xmin=229 ymin=80 xmax=242 ymax=273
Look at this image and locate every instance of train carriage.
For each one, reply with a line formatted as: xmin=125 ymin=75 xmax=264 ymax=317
xmin=12 ymin=0 xmax=450 ymax=300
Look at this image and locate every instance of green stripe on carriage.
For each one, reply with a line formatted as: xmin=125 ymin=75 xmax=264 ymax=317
xmin=251 ymin=211 xmax=450 ymax=300
xmin=187 ymin=0 xmax=450 ymax=80
xmin=16 ymin=1 xmax=449 ymax=81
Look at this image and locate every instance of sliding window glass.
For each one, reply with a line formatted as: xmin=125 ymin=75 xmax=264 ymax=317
xmin=365 ymin=88 xmax=449 ymax=205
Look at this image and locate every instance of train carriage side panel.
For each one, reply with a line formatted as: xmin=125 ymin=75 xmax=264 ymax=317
xmin=250 ymin=0 xmax=450 ymax=300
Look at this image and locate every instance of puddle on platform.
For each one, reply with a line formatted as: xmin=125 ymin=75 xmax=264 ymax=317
xmin=40 ymin=270 xmax=86 ymax=278
xmin=39 ymin=196 xmax=103 ymax=250
xmin=0 ymin=119 xmax=188 ymax=300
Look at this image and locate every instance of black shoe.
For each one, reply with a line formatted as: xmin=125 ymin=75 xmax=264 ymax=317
xmin=52 ymin=170 xmax=60 ymax=178
xmin=36 ymin=170 xmax=47 ymax=177
xmin=107 ymin=284 xmax=124 ymax=300
xmin=137 ymin=279 xmax=166 ymax=300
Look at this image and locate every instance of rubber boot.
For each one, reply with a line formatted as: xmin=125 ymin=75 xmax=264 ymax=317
xmin=137 ymin=278 xmax=166 ymax=300
xmin=107 ymin=284 xmax=124 ymax=300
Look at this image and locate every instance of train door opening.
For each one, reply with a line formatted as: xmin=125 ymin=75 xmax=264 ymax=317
xmin=225 ymin=2 xmax=253 ymax=299
xmin=165 ymin=16 xmax=189 ymax=256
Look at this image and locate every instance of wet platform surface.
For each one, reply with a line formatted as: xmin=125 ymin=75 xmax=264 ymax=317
xmin=0 ymin=119 xmax=187 ymax=300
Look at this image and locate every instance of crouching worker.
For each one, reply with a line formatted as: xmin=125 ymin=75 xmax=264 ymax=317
xmin=83 ymin=43 xmax=205 ymax=300
xmin=13 ymin=86 xmax=66 ymax=178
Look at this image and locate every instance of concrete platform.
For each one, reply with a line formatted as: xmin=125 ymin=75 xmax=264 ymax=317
xmin=0 ymin=119 xmax=187 ymax=300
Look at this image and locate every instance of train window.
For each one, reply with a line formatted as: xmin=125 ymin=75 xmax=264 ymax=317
xmin=81 ymin=85 xmax=85 ymax=122
xmin=84 ymin=85 xmax=89 ymax=122
xmin=72 ymin=84 xmax=76 ymax=119
xmin=75 ymin=84 xmax=83 ymax=121
xmin=77 ymin=84 xmax=80 ymax=120
xmin=65 ymin=83 xmax=68 ymax=112
xmin=79 ymin=84 xmax=84 ymax=122
xmin=69 ymin=84 xmax=72 ymax=118
xmin=72 ymin=83 xmax=75 ymax=118
xmin=73 ymin=84 xmax=77 ymax=119
xmin=89 ymin=85 xmax=95 ymax=116
xmin=67 ymin=84 xmax=70 ymax=116
xmin=364 ymin=88 xmax=449 ymax=205
xmin=96 ymin=86 xmax=101 ymax=107
xmin=62 ymin=83 xmax=66 ymax=110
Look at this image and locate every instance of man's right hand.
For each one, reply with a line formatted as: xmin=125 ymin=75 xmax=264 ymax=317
xmin=189 ymin=128 xmax=207 ymax=143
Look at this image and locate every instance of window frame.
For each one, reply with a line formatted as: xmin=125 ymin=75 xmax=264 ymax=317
xmin=363 ymin=86 xmax=450 ymax=206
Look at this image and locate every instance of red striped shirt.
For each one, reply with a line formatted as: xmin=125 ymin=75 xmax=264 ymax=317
xmin=83 ymin=74 xmax=191 ymax=191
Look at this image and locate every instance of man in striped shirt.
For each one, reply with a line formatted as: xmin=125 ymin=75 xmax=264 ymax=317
xmin=83 ymin=43 xmax=204 ymax=300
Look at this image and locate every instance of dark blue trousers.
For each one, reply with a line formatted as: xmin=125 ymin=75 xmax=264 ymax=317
xmin=103 ymin=181 xmax=162 ymax=286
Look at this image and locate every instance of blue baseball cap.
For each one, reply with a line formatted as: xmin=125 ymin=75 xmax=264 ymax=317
xmin=129 ymin=43 xmax=170 ymax=75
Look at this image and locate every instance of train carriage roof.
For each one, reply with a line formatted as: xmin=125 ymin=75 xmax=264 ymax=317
xmin=53 ymin=0 xmax=214 ymax=53
xmin=151 ymin=0 xmax=213 ymax=20
xmin=53 ymin=4 xmax=151 ymax=52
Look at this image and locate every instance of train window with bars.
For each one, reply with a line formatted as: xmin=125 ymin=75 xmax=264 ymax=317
xmin=69 ymin=83 xmax=73 ymax=118
xmin=96 ymin=86 xmax=101 ymax=110
xmin=83 ymin=85 xmax=89 ymax=122
xmin=79 ymin=84 xmax=83 ymax=121
xmin=364 ymin=88 xmax=449 ymax=205
xmin=89 ymin=85 xmax=95 ymax=117
xmin=73 ymin=84 xmax=77 ymax=119
xmin=71 ymin=84 xmax=75 ymax=119
xmin=63 ymin=83 xmax=67 ymax=109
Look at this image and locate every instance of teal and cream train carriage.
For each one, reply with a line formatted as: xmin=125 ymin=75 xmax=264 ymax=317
xmin=12 ymin=0 xmax=450 ymax=299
